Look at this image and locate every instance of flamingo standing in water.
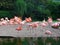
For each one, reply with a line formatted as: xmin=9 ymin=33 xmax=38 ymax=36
xmin=27 ymin=22 xmax=39 ymax=36
xmin=16 ymin=26 xmax=22 ymax=31
xmin=16 ymin=26 xmax=22 ymax=37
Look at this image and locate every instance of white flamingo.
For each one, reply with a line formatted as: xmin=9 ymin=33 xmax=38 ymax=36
xmin=5 ymin=17 xmax=9 ymax=22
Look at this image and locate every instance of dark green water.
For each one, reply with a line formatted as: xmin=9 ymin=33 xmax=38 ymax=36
xmin=0 ymin=37 xmax=60 ymax=45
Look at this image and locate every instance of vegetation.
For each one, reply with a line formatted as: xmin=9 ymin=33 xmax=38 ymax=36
xmin=0 ymin=37 xmax=60 ymax=45
xmin=0 ymin=0 xmax=60 ymax=20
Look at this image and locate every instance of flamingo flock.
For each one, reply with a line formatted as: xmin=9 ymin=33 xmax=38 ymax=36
xmin=0 ymin=16 xmax=60 ymax=35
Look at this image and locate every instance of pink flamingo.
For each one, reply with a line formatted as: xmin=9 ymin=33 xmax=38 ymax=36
xmin=9 ymin=18 xmax=14 ymax=25
xmin=51 ymin=23 xmax=59 ymax=28
xmin=47 ymin=17 xmax=53 ymax=24
xmin=41 ymin=23 xmax=47 ymax=27
xmin=42 ymin=19 xmax=48 ymax=27
xmin=45 ymin=30 xmax=52 ymax=35
xmin=25 ymin=17 xmax=32 ymax=23
xmin=16 ymin=26 xmax=22 ymax=31
xmin=27 ymin=22 xmax=39 ymax=30
xmin=57 ymin=18 xmax=60 ymax=21
xmin=0 ymin=18 xmax=7 ymax=25
xmin=14 ymin=16 xmax=22 ymax=24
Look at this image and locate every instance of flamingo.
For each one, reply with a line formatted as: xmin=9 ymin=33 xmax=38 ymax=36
xmin=14 ymin=22 xmax=18 ymax=25
xmin=58 ymin=22 xmax=60 ymax=26
xmin=57 ymin=18 xmax=60 ymax=22
xmin=28 ymin=17 xmax=32 ymax=22
xmin=41 ymin=23 xmax=47 ymax=27
xmin=51 ymin=23 xmax=59 ymax=28
xmin=42 ymin=19 xmax=48 ymax=26
xmin=1 ymin=20 xmax=7 ymax=25
xmin=43 ymin=19 xmax=46 ymax=22
xmin=25 ymin=18 xmax=30 ymax=22
xmin=25 ymin=17 xmax=32 ymax=23
xmin=0 ymin=18 xmax=4 ymax=21
xmin=9 ymin=18 xmax=14 ymax=25
xmin=5 ymin=17 xmax=9 ymax=22
xmin=16 ymin=26 xmax=22 ymax=31
xmin=14 ymin=16 xmax=18 ymax=20
xmin=19 ymin=20 xmax=26 ymax=26
xmin=16 ymin=26 xmax=22 ymax=37
xmin=45 ymin=30 xmax=52 ymax=35
xmin=47 ymin=17 xmax=53 ymax=24
xmin=14 ymin=16 xmax=22 ymax=24
xmin=27 ymin=22 xmax=39 ymax=30
xmin=0 ymin=18 xmax=7 ymax=25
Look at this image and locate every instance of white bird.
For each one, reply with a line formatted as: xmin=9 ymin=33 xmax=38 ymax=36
xmin=1 ymin=18 xmax=4 ymax=21
xmin=43 ymin=19 xmax=46 ymax=22
xmin=5 ymin=17 xmax=9 ymax=22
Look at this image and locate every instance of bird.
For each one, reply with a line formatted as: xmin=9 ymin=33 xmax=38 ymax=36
xmin=45 ymin=30 xmax=52 ymax=35
xmin=43 ymin=18 xmax=46 ymax=22
xmin=41 ymin=22 xmax=48 ymax=27
xmin=9 ymin=18 xmax=14 ymax=25
xmin=20 ymin=20 xmax=26 ymax=26
xmin=0 ymin=18 xmax=8 ymax=25
xmin=51 ymin=23 xmax=59 ymax=28
xmin=25 ymin=17 xmax=32 ymax=23
xmin=57 ymin=18 xmax=60 ymax=22
xmin=28 ymin=17 xmax=32 ymax=22
xmin=14 ymin=16 xmax=22 ymax=24
xmin=1 ymin=20 xmax=7 ymax=25
xmin=0 ymin=18 xmax=4 ymax=21
xmin=47 ymin=17 xmax=53 ymax=24
xmin=16 ymin=26 xmax=22 ymax=31
xmin=5 ymin=17 xmax=9 ymax=23
xmin=42 ymin=19 xmax=48 ymax=26
xmin=27 ymin=22 xmax=39 ymax=30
